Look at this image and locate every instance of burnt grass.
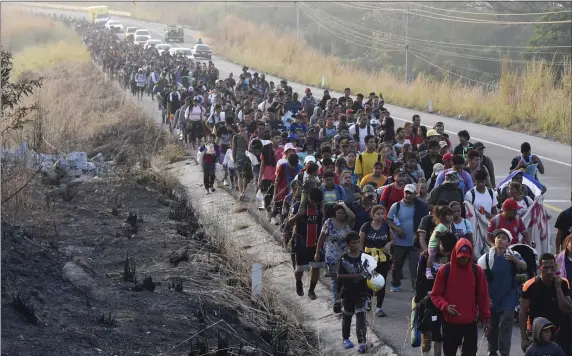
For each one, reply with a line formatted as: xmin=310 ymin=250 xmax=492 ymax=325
xmin=1 ymin=173 xmax=319 ymax=356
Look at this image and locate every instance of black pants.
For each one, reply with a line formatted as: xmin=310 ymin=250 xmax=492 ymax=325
xmin=342 ymin=297 xmax=367 ymax=344
xmin=203 ymin=162 xmax=215 ymax=190
xmin=442 ymin=322 xmax=477 ymax=356
xmin=372 ymin=259 xmax=391 ymax=308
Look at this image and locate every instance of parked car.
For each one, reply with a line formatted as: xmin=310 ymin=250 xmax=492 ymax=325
xmin=164 ymin=25 xmax=184 ymax=42
xmin=169 ymin=47 xmax=194 ymax=60
xmin=155 ymin=43 xmax=172 ymax=55
xmin=144 ymin=39 xmax=162 ymax=50
xmin=134 ymin=29 xmax=151 ymax=42
xmin=105 ymin=20 xmax=123 ymax=33
xmin=191 ymin=44 xmax=212 ymax=60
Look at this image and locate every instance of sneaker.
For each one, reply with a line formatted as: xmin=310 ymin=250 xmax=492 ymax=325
xmin=376 ymin=308 xmax=387 ymax=317
xmin=211 ymin=187 xmax=216 ymax=193
xmin=333 ymin=300 xmax=342 ymax=314
xmin=343 ymin=339 xmax=354 ymax=349
xmin=272 ymin=217 xmax=280 ymax=226
xmin=425 ymin=268 xmax=434 ymax=280
xmin=205 ymin=190 xmax=211 ymax=195
xmin=308 ymin=290 xmax=317 ymax=300
xmin=390 ymin=286 xmax=400 ymax=292
xmin=296 ymin=280 xmax=303 ymax=296
xmin=223 ymin=180 xmax=229 ymax=186
xmin=365 ymin=299 xmax=371 ymax=311
xmin=357 ymin=343 xmax=367 ymax=353
xmin=270 ymin=217 xmax=277 ymax=225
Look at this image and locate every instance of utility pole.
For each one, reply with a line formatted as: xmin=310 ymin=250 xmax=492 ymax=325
xmin=404 ymin=3 xmax=409 ymax=85
xmin=296 ymin=2 xmax=300 ymax=42
xmin=224 ymin=1 xmax=227 ymax=17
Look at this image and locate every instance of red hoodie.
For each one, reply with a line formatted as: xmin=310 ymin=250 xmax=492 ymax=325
xmin=430 ymin=238 xmax=490 ymax=324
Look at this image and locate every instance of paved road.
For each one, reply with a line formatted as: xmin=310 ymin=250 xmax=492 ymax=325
xmin=17 ymin=6 xmax=572 ymax=356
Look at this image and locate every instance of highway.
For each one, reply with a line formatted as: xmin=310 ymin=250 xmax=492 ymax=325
xmin=14 ymin=5 xmax=572 ymax=356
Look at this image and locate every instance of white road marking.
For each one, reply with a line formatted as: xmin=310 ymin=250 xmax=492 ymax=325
xmin=544 ymin=200 xmax=570 ymax=203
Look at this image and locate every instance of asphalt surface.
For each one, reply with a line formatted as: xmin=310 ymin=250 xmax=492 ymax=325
xmin=16 ymin=6 xmax=572 ymax=356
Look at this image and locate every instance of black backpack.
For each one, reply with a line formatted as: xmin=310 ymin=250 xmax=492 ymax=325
xmin=469 ymin=187 xmax=494 ymax=205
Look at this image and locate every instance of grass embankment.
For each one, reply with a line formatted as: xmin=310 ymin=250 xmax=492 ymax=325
xmin=1 ymin=9 xmax=168 ymax=221
xmin=97 ymin=2 xmax=572 ymax=144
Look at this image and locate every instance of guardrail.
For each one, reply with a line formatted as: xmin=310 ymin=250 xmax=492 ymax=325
xmin=13 ymin=2 xmax=132 ymax=17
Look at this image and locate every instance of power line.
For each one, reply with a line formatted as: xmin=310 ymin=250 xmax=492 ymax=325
xmin=324 ymin=2 xmax=572 ymax=50
xmin=406 ymin=2 xmax=572 ymax=17
xmin=409 ymin=50 xmax=498 ymax=88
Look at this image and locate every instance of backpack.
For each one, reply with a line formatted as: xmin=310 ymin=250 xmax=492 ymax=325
xmin=483 ymin=251 xmax=517 ymax=283
xmin=469 ymin=187 xmax=494 ymax=205
xmin=352 ymin=123 xmax=372 ymax=142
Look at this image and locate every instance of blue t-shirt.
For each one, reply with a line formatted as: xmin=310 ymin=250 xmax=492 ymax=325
xmin=387 ymin=201 xmax=416 ymax=247
xmin=489 ymin=255 xmax=520 ymax=313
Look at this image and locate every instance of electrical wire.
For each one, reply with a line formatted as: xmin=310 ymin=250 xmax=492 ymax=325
xmin=309 ymin=2 xmax=572 ymax=55
xmin=298 ymin=5 xmax=403 ymax=52
xmin=406 ymin=2 xmax=572 ymax=17
xmin=331 ymin=1 xmax=572 ymax=24
xmin=409 ymin=50 xmax=498 ymax=88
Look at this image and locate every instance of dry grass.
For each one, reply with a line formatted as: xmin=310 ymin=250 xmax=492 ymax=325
xmin=11 ymin=42 xmax=90 ymax=78
xmin=93 ymin=2 xmax=572 ymax=143
xmin=160 ymin=141 xmax=186 ymax=164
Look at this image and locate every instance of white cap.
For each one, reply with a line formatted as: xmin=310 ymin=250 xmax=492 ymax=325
xmin=283 ymin=143 xmax=295 ymax=152
xmin=304 ymin=155 xmax=316 ymax=164
xmin=404 ymin=184 xmax=417 ymax=193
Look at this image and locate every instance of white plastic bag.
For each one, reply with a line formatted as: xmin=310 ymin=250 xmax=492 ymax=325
xmin=196 ymin=150 xmax=205 ymax=163
xmin=215 ymin=163 xmax=225 ymax=181
xmin=256 ymin=189 xmax=264 ymax=202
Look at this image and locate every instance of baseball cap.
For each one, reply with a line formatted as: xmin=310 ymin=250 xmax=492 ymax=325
xmin=304 ymin=155 xmax=316 ymax=164
xmin=439 ymin=141 xmax=448 ymax=148
xmin=362 ymin=184 xmax=377 ymax=197
xmin=473 ymin=142 xmax=486 ymax=150
xmin=346 ymin=109 xmax=353 ymax=115
xmin=305 ymin=88 xmax=311 ymax=93
xmin=442 ymin=152 xmax=454 ymax=161
xmin=502 ymin=198 xmax=520 ymax=211
xmin=404 ymin=184 xmax=417 ymax=193
xmin=433 ymin=163 xmax=444 ymax=174
xmin=426 ymin=129 xmax=440 ymax=137
xmin=394 ymin=168 xmax=407 ymax=176
xmin=457 ymin=244 xmax=472 ymax=259
xmin=287 ymin=134 xmax=299 ymax=141
xmin=493 ymin=228 xmax=512 ymax=240
xmin=283 ymin=143 xmax=295 ymax=152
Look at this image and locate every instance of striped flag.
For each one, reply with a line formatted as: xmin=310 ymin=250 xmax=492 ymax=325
xmin=497 ymin=170 xmax=545 ymax=197
xmin=464 ymin=195 xmax=553 ymax=258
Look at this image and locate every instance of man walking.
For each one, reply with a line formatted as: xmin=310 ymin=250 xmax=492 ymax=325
xmin=431 ymin=238 xmax=491 ymax=356
xmin=478 ymin=229 xmax=527 ymax=356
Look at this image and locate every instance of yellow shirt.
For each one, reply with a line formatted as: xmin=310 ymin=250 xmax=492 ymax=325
xmin=355 ymin=151 xmax=379 ymax=177
xmin=359 ymin=174 xmax=387 ymax=188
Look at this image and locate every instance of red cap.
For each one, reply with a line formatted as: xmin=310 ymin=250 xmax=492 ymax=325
xmin=346 ymin=109 xmax=353 ymax=115
xmin=442 ymin=153 xmax=453 ymax=161
xmin=502 ymin=198 xmax=520 ymax=211
xmin=305 ymin=88 xmax=311 ymax=93
xmin=457 ymin=244 xmax=472 ymax=259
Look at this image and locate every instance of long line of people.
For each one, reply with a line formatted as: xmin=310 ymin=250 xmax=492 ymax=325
xmin=48 ymin=13 xmax=572 ymax=356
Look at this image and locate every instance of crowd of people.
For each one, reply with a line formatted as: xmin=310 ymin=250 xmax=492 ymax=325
xmin=48 ymin=13 xmax=572 ymax=356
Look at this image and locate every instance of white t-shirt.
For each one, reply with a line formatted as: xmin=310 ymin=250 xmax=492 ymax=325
xmin=464 ymin=187 xmax=498 ymax=214
xmin=453 ymin=219 xmax=473 ymax=240
xmin=349 ymin=124 xmax=373 ymax=151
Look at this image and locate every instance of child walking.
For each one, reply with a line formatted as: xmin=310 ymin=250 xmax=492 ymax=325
xmin=199 ymin=133 xmax=220 ymax=194
xmin=338 ymin=231 xmax=377 ymax=353
xmin=425 ymin=206 xmax=454 ymax=279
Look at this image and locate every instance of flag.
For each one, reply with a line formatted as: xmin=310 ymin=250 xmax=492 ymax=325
xmin=497 ymin=170 xmax=545 ymax=197
xmin=464 ymin=195 xmax=553 ymax=258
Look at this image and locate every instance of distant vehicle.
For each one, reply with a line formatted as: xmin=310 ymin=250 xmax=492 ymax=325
xmin=144 ymin=39 xmax=162 ymax=50
xmin=134 ymin=29 xmax=151 ymax=41
xmin=164 ymin=25 xmax=184 ymax=43
xmin=191 ymin=44 xmax=212 ymax=60
xmin=169 ymin=47 xmax=194 ymax=60
xmin=125 ymin=26 xmax=139 ymax=41
xmin=133 ymin=36 xmax=149 ymax=45
xmin=105 ymin=20 xmax=123 ymax=33
xmin=87 ymin=5 xmax=110 ymax=24
xmin=155 ymin=43 xmax=172 ymax=55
